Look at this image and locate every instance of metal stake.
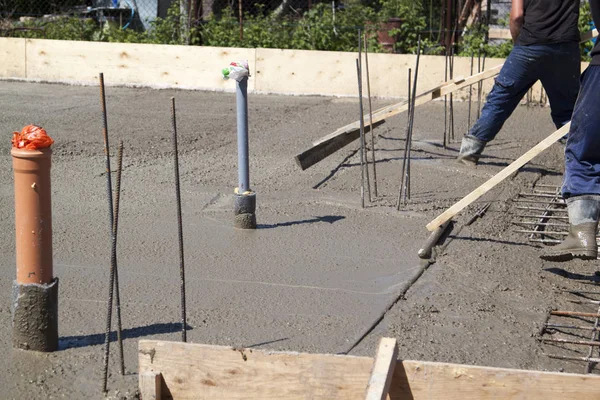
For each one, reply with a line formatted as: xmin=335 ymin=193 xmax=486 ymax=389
xmin=541 ymin=337 xmax=600 ymax=347
xmin=518 ymin=193 xmax=563 ymax=199
xmin=356 ymin=58 xmax=366 ymax=209
xmin=364 ymin=33 xmax=378 ymax=198
xmin=99 ymin=73 xmax=123 ymax=393
xmin=449 ymin=44 xmax=455 ymax=141
xmin=467 ymin=51 xmax=474 ymax=134
xmin=515 ymin=214 xmax=569 ymax=220
xmin=112 ymin=141 xmax=125 ymax=376
xmin=552 ymin=310 xmax=600 ymax=319
xmin=397 ymin=68 xmax=411 ymax=210
xmin=545 ymin=323 xmax=600 ymax=331
xmin=443 ymin=48 xmax=448 ymax=149
xmin=546 ymin=354 xmax=600 ymax=363
xmin=358 ymin=31 xmax=371 ymax=203
xmin=398 ymin=38 xmax=421 ymax=207
xmin=476 ymin=49 xmax=482 ymax=120
xmin=170 ymin=97 xmax=187 ymax=343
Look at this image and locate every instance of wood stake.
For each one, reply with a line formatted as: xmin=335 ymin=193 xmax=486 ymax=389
xmin=365 ymin=338 xmax=398 ymax=400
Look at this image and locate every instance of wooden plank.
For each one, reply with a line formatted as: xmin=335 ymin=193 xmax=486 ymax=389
xmin=581 ymin=29 xmax=599 ymax=42
xmin=0 ymin=38 xmax=27 ymax=79
xmin=295 ymin=120 xmax=385 ymax=170
xmin=138 ymin=340 xmax=374 ymax=399
xmin=297 ymin=65 xmax=503 ymax=170
xmin=256 ymin=50 xmax=461 ymax=98
xmin=390 ymin=359 xmax=600 ymax=399
xmin=488 ymin=28 xmax=513 ymax=40
xmin=139 ymin=371 xmax=162 ymax=400
xmin=139 ymin=339 xmax=600 ymax=399
xmin=364 ymin=338 xmax=398 ymax=400
xmin=426 ymin=123 xmax=570 ymax=231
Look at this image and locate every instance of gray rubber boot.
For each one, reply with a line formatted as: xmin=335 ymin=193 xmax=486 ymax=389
xmin=456 ymin=135 xmax=487 ymax=166
xmin=540 ymin=195 xmax=600 ymax=261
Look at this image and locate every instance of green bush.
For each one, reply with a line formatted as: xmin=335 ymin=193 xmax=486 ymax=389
xmin=0 ymin=0 xmax=588 ymax=61
xmin=579 ymin=1 xmax=594 ymax=62
xmin=458 ymin=25 xmax=513 ymax=59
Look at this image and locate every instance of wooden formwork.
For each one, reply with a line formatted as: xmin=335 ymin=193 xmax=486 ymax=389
xmin=138 ymin=337 xmax=600 ymax=399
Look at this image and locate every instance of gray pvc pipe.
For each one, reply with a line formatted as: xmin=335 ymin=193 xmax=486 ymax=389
xmin=236 ymin=77 xmax=250 ymax=193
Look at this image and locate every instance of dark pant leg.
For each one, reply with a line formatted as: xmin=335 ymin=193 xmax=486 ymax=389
xmin=468 ymin=45 xmax=540 ymax=142
xmin=562 ymin=66 xmax=600 ymax=198
xmin=539 ymin=42 xmax=580 ymax=128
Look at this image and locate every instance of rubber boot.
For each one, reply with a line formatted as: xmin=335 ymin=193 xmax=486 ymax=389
xmin=540 ymin=196 xmax=600 ymax=261
xmin=456 ymin=135 xmax=486 ymax=166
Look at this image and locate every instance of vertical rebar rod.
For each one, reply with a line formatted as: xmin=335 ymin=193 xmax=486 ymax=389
xmin=358 ymin=31 xmax=371 ymax=203
xmin=443 ymin=48 xmax=448 ymax=149
xmin=397 ymin=68 xmax=411 ymax=210
xmin=467 ymin=51 xmax=474 ymax=133
xmin=170 ymin=97 xmax=187 ymax=343
xmin=449 ymin=44 xmax=455 ymax=141
xmin=356 ymin=58 xmax=366 ymax=209
xmin=99 ymin=72 xmax=116 ymax=394
xmin=112 ymin=140 xmax=125 ymax=376
xmin=364 ymin=33 xmax=378 ymax=198
xmin=405 ymin=39 xmax=421 ymax=202
xmin=477 ymin=49 xmax=482 ymax=119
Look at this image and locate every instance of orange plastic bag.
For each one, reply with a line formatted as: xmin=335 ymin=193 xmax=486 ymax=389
xmin=12 ymin=125 xmax=54 ymax=150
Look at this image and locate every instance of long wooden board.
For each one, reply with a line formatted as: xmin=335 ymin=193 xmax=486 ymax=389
xmin=139 ymin=339 xmax=600 ymax=399
xmin=426 ymin=123 xmax=571 ymax=231
xmin=295 ymin=65 xmax=503 ymax=170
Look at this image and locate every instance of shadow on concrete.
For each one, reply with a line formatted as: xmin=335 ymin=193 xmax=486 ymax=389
xmin=58 ymin=322 xmax=192 ymax=350
xmin=245 ymin=338 xmax=289 ymax=348
xmin=449 ymin=235 xmax=537 ymax=247
xmin=258 ymin=216 xmax=345 ymax=229
xmin=312 ymin=148 xmax=360 ymax=189
xmin=544 ymin=267 xmax=600 ymax=283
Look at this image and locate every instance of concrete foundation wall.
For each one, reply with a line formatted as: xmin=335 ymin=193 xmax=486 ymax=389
xmin=0 ymin=38 xmax=586 ymax=99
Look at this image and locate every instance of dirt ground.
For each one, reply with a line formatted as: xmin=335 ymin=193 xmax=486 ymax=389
xmin=1 ymin=80 xmax=599 ymax=399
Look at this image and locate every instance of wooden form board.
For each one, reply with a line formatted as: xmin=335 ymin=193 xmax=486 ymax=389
xmin=0 ymin=38 xmax=26 ymax=79
xmin=426 ymin=122 xmax=571 ymax=231
xmin=138 ymin=339 xmax=600 ymax=399
xmin=295 ymin=64 xmax=503 ymax=170
xmin=488 ymin=28 xmax=513 ymax=40
xmin=24 ymin=39 xmax=256 ymax=90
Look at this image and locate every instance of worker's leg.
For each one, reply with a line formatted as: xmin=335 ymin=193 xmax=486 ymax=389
xmin=539 ymin=42 xmax=580 ymax=128
xmin=467 ymin=46 xmax=539 ymax=143
xmin=542 ymin=66 xmax=600 ymax=261
xmin=562 ymin=66 xmax=600 ymax=198
xmin=457 ymin=46 xmax=540 ymax=166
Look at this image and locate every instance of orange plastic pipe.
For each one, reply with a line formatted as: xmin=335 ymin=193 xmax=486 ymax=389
xmin=12 ymin=148 xmax=53 ymax=284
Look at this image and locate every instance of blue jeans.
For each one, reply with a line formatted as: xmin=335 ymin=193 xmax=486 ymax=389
xmin=562 ymin=66 xmax=600 ymax=198
xmin=469 ymin=42 xmax=580 ymax=143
